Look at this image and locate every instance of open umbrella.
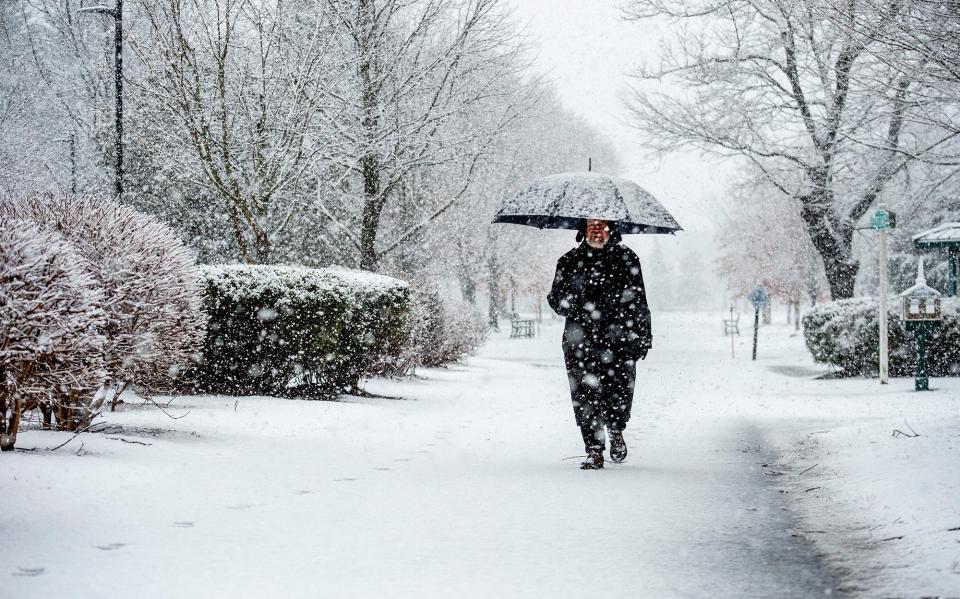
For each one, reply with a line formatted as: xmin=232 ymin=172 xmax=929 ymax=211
xmin=492 ymin=171 xmax=682 ymax=234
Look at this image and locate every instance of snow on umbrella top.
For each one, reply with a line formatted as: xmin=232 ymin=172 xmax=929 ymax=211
xmin=492 ymin=172 xmax=682 ymax=234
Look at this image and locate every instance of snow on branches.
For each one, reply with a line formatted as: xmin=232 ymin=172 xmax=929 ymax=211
xmin=0 ymin=195 xmax=206 ymax=445
xmin=0 ymin=220 xmax=107 ymax=450
xmin=0 ymin=195 xmax=207 ymax=392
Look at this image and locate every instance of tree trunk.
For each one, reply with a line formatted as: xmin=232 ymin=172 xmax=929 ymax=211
xmin=359 ymin=177 xmax=383 ymax=271
xmin=459 ymin=272 xmax=477 ymax=304
xmin=800 ymin=192 xmax=859 ymax=300
xmin=487 ymin=254 xmax=503 ymax=330
xmin=357 ymin=24 xmax=382 ymax=272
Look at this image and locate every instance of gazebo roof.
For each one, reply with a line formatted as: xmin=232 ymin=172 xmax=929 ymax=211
xmin=913 ymin=222 xmax=960 ymax=249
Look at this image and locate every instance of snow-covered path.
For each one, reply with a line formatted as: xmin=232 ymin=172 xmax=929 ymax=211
xmin=6 ymin=313 xmax=838 ymax=598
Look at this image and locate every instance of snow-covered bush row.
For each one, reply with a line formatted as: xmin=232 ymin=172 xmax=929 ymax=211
xmin=0 ymin=220 xmax=108 ymax=450
xmin=373 ymin=277 xmax=487 ymax=375
xmin=803 ymin=298 xmax=960 ymax=376
xmin=188 ymin=265 xmax=409 ymax=398
xmin=0 ymin=195 xmax=207 ymax=391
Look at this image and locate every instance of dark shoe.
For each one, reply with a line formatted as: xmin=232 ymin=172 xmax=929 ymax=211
xmin=609 ymin=430 xmax=627 ymax=463
xmin=580 ymin=449 xmax=604 ymax=470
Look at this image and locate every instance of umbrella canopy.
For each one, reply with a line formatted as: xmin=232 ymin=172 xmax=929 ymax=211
xmin=492 ymin=172 xmax=682 ymax=234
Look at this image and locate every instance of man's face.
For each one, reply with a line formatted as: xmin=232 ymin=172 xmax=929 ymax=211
xmin=585 ymin=219 xmax=610 ymax=249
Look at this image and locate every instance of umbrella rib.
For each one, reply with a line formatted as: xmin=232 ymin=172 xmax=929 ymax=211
xmin=544 ymin=180 xmax=573 ymax=230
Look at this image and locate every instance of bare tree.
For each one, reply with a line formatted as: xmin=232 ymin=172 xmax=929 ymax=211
xmin=716 ymin=173 xmax=826 ymax=307
xmin=131 ymin=0 xmax=342 ymax=263
xmin=622 ymin=0 xmax=958 ymax=299
xmin=317 ymin=0 xmax=534 ymax=270
xmin=0 ymin=0 xmax=118 ymax=196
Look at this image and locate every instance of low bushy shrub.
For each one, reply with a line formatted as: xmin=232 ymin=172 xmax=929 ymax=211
xmin=190 ymin=265 xmax=409 ymax=397
xmin=0 ymin=220 xmax=108 ymax=449
xmin=372 ymin=278 xmax=488 ymax=376
xmin=802 ymin=297 xmax=960 ymax=376
xmin=0 ymin=194 xmax=207 ymax=389
xmin=0 ymin=195 xmax=206 ymax=449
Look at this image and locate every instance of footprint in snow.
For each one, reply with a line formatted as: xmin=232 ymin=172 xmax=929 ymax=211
xmin=293 ymin=490 xmax=313 ymax=495
xmin=172 ymin=521 xmax=195 ymax=528
xmin=334 ymin=477 xmax=358 ymax=482
xmin=13 ymin=567 xmax=45 ymax=577
xmin=96 ymin=542 xmax=127 ymax=551
xmin=393 ymin=458 xmax=410 ymax=463
xmin=374 ymin=467 xmax=392 ymax=472
xmin=227 ymin=504 xmax=252 ymax=511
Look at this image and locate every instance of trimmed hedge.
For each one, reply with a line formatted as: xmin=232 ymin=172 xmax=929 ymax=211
xmin=189 ymin=265 xmax=409 ymax=398
xmin=802 ymin=297 xmax=960 ymax=376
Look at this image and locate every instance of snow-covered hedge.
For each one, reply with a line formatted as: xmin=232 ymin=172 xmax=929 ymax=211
xmin=0 ymin=220 xmax=109 ymax=449
xmin=802 ymin=297 xmax=960 ymax=376
xmin=188 ymin=265 xmax=409 ymax=398
xmin=374 ymin=277 xmax=487 ymax=375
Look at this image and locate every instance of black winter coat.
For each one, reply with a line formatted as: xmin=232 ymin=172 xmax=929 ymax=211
xmin=547 ymin=240 xmax=652 ymax=360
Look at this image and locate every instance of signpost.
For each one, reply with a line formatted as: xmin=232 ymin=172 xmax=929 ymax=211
xmin=871 ymin=207 xmax=896 ymax=384
xmin=748 ymin=285 xmax=769 ymax=361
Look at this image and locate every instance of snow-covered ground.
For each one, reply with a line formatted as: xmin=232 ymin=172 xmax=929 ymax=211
xmin=4 ymin=311 xmax=958 ymax=597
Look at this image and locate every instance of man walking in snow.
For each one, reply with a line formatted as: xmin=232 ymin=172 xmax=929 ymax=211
xmin=547 ymin=219 xmax=652 ymax=470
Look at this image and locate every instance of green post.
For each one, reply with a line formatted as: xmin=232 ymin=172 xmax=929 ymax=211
xmin=752 ymin=309 xmax=759 ymax=361
xmin=906 ymin=320 xmax=940 ymax=391
xmin=915 ymin=330 xmax=929 ymax=391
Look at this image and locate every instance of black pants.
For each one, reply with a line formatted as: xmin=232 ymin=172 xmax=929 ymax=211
xmin=562 ymin=340 xmax=637 ymax=452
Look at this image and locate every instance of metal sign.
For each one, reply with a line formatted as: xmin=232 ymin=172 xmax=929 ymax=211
xmin=871 ymin=209 xmax=897 ymax=230
xmin=748 ymin=286 xmax=769 ymax=311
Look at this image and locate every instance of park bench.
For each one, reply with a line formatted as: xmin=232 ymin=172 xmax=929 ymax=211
xmin=509 ymin=314 xmax=538 ymax=339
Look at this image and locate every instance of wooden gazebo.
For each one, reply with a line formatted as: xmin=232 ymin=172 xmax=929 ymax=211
xmin=913 ymin=222 xmax=960 ymax=296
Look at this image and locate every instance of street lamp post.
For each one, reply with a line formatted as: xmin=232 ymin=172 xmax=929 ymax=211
xmin=78 ymin=1 xmax=123 ymax=200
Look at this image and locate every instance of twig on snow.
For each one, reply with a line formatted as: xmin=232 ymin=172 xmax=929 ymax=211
xmin=106 ymin=437 xmax=152 ymax=446
xmin=892 ymin=420 xmax=920 ymax=438
xmin=48 ymin=422 xmax=99 ymax=451
xmin=804 ymin=486 xmax=822 ymax=493
xmin=140 ymin=393 xmax=191 ymax=420
xmin=879 ymin=535 xmax=904 ymax=542
xmin=797 ymin=463 xmax=819 ymax=476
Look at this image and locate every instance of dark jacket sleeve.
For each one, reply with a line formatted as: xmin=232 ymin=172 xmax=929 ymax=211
xmin=619 ymin=250 xmax=652 ymax=355
xmin=547 ymin=255 xmax=576 ymax=318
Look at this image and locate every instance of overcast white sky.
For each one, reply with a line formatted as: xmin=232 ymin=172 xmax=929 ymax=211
xmin=505 ymin=0 xmax=731 ymax=234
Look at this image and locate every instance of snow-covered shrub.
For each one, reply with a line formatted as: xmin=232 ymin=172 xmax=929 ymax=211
xmin=0 ymin=195 xmax=207 ymax=392
xmin=189 ymin=265 xmax=408 ymax=398
xmin=0 ymin=220 xmax=108 ymax=450
xmin=417 ymin=289 xmax=487 ymax=369
xmin=803 ymin=297 xmax=960 ymax=376
xmin=374 ymin=278 xmax=488 ymax=375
